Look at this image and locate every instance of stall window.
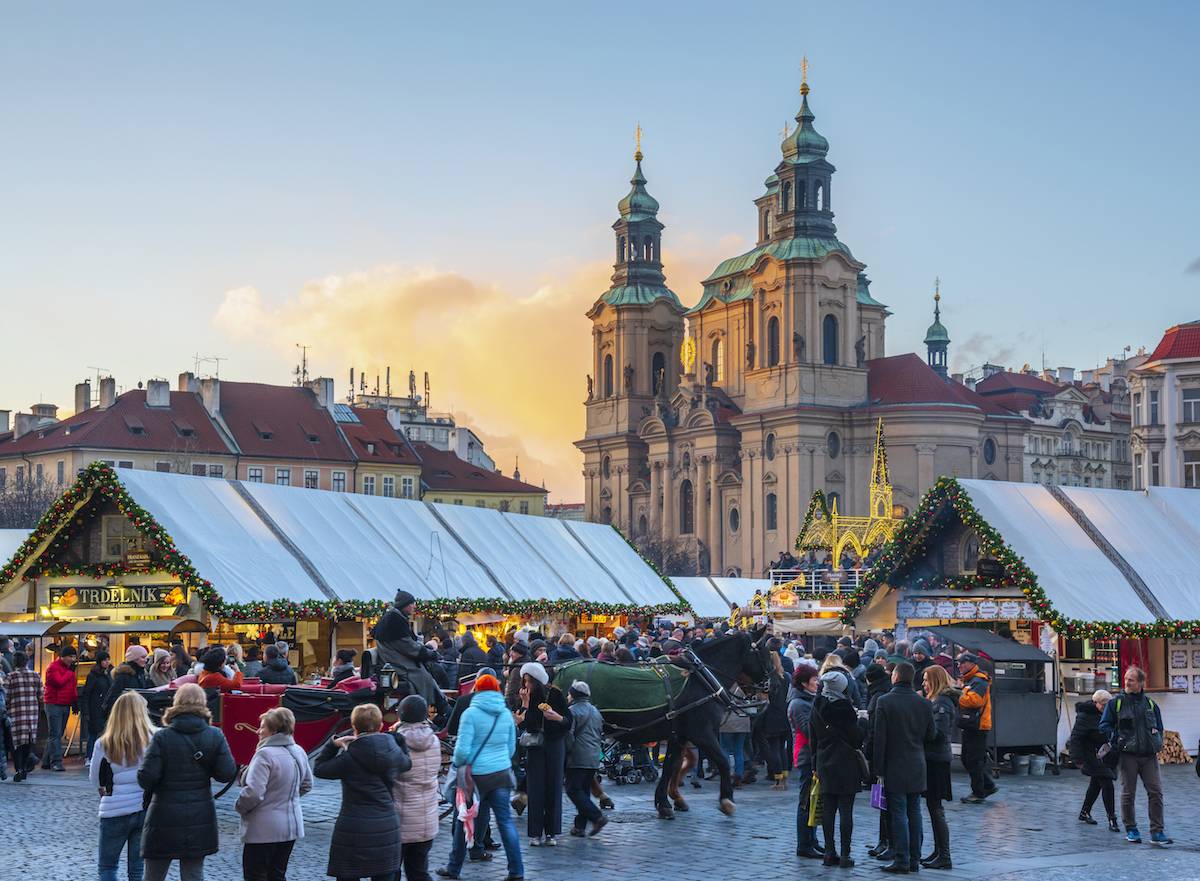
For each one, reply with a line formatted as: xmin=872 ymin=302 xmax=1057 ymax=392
xmin=102 ymin=515 xmax=145 ymax=562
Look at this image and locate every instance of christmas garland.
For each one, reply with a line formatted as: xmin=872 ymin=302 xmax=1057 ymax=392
xmin=839 ymin=477 xmax=1200 ymax=639
xmin=793 ymin=490 xmax=831 ymax=553
xmin=1 ymin=462 xmax=690 ymax=623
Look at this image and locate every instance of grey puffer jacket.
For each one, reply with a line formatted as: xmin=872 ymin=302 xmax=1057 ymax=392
xmin=567 ymin=697 xmax=604 ymax=769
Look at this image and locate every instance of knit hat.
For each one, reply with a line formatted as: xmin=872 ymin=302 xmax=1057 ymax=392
xmin=842 ymin=649 xmax=861 ymax=670
xmin=874 ymin=649 xmax=890 ymax=662
xmin=520 ymin=662 xmax=549 ymax=686
xmin=473 ymin=674 xmax=501 ymax=692
xmin=911 ymin=639 xmax=931 ymax=658
xmin=958 ymin=652 xmax=981 ymax=672
xmin=863 ymin=638 xmax=880 ymax=656
xmin=569 ymin=680 xmax=591 ymax=698
xmin=152 ymin=647 xmax=171 ymax=666
xmin=125 ymin=645 xmax=149 ymax=664
xmin=586 ymin=636 xmax=600 ymax=649
xmin=819 ymin=670 xmax=849 ymax=700
xmin=509 ymin=641 xmax=529 ymax=658
xmin=864 ymin=664 xmax=889 ymax=684
xmin=394 ymin=589 xmax=416 ymax=609
xmin=477 ymin=666 xmax=496 ymax=679
xmin=613 ymin=627 xmax=626 ymax=640
xmin=399 ymin=695 xmax=428 ymax=723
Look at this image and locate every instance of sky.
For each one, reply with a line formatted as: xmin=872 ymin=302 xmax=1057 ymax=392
xmin=2 ymin=3 xmax=1198 ymax=501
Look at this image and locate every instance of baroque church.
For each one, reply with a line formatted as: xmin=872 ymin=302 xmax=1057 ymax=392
xmin=576 ymin=74 xmax=1027 ymax=577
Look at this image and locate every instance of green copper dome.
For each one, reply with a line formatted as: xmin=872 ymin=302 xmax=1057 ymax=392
xmin=924 ymin=295 xmax=950 ymax=344
xmin=617 ymin=158 xmax=660 ymax=222
xmin=780 ymin=95 xmax=829 ymax=165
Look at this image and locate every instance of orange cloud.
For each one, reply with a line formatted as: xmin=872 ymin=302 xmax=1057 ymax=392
xmin=213 ymin=244 xmax=726 ymax=501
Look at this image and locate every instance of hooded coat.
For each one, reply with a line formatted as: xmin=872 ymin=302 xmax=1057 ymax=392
xmin=138 ymin=711 xmax=238 ymax=859
xmin=1071 ymin=700 xmax=1118 ymax=778
xmin=393 ymin=722 xmax=441 ymax=843
xmin=315 ymin=731 xmax=411 ymax=878
xmin=102 ymin=662 xmax=148 ymax=719
xmin=811 ymin=693 xmax=865 ymax=795
xmin=259 ymin=656 xmax=297 ymax=686
xmin=371 ymin=596 xmax=443 ymax=707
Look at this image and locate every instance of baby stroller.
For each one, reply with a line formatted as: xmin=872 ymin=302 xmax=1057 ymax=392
xmin=602 ymin=736 xmax=659 ymax=785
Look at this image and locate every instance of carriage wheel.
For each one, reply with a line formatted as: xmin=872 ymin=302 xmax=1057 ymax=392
xmin=642 ymin=767 xmax=659 ymax=783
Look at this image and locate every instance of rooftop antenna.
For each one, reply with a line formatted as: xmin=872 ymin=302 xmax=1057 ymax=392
xmin=86 ymin=366 xmax=110 ymax=389
xmin=359 ymin=370 xmax=367 ymax=396
xmin=294 ymin=344 xmax=310 ymax=386
xmin=408 ymin=369 xmax=417 ymax=400
xmin=374 ymin=374 xmax=380 ymax=396
xmin=424 ymin=372 xmax=431 ymax=409
xmin=348 ymin=367 xmax=356 ymax=403
xmin=385 ymin=366 xmax=391 ymax=398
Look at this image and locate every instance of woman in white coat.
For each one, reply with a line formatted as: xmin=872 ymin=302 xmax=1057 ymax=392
xmin=91 ymin=690 xmax=157 ymax=881
xmin=235 ymin=707 xmax=313 ymax=881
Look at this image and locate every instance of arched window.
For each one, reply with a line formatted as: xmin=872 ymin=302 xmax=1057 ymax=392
xmin=602 ymin=505 xmax=612 ymax=524
xmin=816 ymin=181 xmax=825 ymax=211
xmin=680 ymin=480 xmax=694 ymax=535
xmin=728 ymin=506 xmax=740 ymax=535
xmin=765 ymin=433 xmax=776 ymax=461
xmin=827 ymin=491 xmax=840 ymax=510
xmin=712 ymin=338 xmax=725 ymax=382
xmin=766 ymin=316 xmax=780 ymax=367
xmin=983 ymin=437 xmax=997 ymax=465
xmin=826 ymin=431 xmax=841 ymax=459
xmin=643 ymin=237 xmax=652 ymax=261
xmin=603 ymin=354 xmax=614 ymax=397
xmin=781 ymin=181 xmax=791 ymax=213
xmin=798 ymin=179 xmax=806 ymax=209
xmin=617 ymin=235 xmax=626 ymax=262
xmin=765 ymin=492 xmax=778 ymax=531
xmin=601 ymin=455 xmax=611 ymax=479
xmin=638 ymin=514 xmax=648 ymax=536
xmin=822 ymin=315 xmax=838 ymax=365
xmin=652 ymin=351 xmax=667 ymax=395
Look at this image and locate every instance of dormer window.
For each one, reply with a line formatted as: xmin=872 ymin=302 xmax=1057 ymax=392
xmin=123 ymin=415 xmax=145 ymax=436
xmin=172 ymin=419 xmax=196 ymax=438
xmin=253 ymin=420 xmax=274 ymax=441
xmin=299 ymin=423 xmax=320 ymax=443
xmin=365 ymin=442 xmax=376 ymax=455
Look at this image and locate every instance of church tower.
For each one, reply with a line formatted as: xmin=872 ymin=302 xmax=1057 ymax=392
xmin=771 ymin=59 xmax=839 ymax=246
xmin=577 ymin=133 xmax=685 ymax=530
xmin=925 ymin=280 xmax=950 ymax=379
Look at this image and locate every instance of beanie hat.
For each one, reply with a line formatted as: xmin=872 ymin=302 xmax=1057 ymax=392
xmin=587 ymin=636 xmax=600 ymax=649
xmin=520 ymin=661 xmax=549 ymax=686
xmin=152 ymin=647 xmax=172 ymax=666
xmin=958 ymin=652 xmax=980 ymax=671
xmin=394 ymin=589 xmax=416 ymax=609
xmin=863 ymin=638 xmax=880 ymax=655
xmin=874 ymin=649 xmax=890 ymax=662
xmin=864 ymin=664 xmax=889 ymax=684
xmin=399 ymin=695 xmax=428 ymax=723
xmin=843 ymin=649 xmax=861 ymax=669
xmin=819 ymin=670 xmax=849 ymax=700
xmin=477 ymin=666 xmax=497 ymax=679
xmin=60 ymin=644 xmax=77 ymax=658
xmin=125 ymin=645 xmax=149 ymax=664
xmin=473 ymin=673 xmax=501 ymax=692
xmin=911 ymin=639 xmax=931 ymax=658
xmin=569 ymin=680 xmax=591 ymax=698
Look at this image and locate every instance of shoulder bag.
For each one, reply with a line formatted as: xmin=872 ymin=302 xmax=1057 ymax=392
xmin=458 ymin=713 xmax=503 ymax=799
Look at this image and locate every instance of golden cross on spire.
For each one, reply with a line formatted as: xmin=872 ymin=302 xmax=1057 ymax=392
xmin=934 ymin=276 xmax=941 ymax=302
xmin=800 ymin=55 xmax=810 ymax=96
xmin=781 ymin=120 xmax=791 ymax=139
xmin=634 ymin=122 xmax=643 ymax=161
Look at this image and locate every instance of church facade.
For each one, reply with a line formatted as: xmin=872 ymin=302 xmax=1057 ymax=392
xmin=576 ymin=78 xmax=1027 ymax=577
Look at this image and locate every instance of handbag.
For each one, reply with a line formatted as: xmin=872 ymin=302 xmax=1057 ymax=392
xmin=518 ymin=730 xmax=545 ymax=749
xmin=807 ymin=775 xmax=822 ymax=827
xmin=459 ymin=713 xmax=502 ymax=800
xmin=870 ymin=781 xmax=888 ymax=811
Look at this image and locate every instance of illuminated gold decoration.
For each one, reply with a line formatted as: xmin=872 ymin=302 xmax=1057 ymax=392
xmin=635 ymin=122 xmax=643 ymax=162
xmin=794 ymin=417 xmax=901 ymax=565
xmin=800 ymin=56 xmax=810 ymax=96
xmin=680 ymin=335 xmax=697 ymax=375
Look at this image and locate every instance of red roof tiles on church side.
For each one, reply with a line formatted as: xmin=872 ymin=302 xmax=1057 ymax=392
xmin=1146 ymin=321 xmax=1200 ymax=363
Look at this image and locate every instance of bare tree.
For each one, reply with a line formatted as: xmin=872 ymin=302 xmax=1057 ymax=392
xmin=635 ymin=531 xmax=699 ymax=577
xmin=0 ymin=481 xmax=60 ymax=528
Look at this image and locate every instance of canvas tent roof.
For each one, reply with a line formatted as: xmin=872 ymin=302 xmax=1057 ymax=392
xmin=0 ymin=530 xmax=29 ymax=566
xmin=861 ymin=477 xmax=1200 ymax=632
xmin=671 ymin=577 xmax=737 ymax=618
xmin=2 ymin=467 xmax=681 ymax=616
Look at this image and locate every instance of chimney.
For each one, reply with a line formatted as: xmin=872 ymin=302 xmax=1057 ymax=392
xmin=30 ymin=403 xmax=58 ymax=420
xmin=75 ymin=381 xmax=92 ymax=414
xmin=0 ymin=410 xmax=9 ymax=434
xmin=1080 ymin=369 xmax=1094 ymax=386
xmin=965 ymin=377 xmax=977 ymax=390
xmin=307 ymin=377 xmax=335 ymax=410
xmin=981 ymin=363 xmax=1004 ymax=378
xmin=14 ymin=413 xmax=39 ymax=440
xmin=1057 ymin=367 xmax=1075 ymax=384
xmin=199 ymin=377 xmax=220 ymax=416
xmin=951 ymin=372 xmax=964 ymax=385
xmin=178 ymin=371 xmax=199 ymax=393
xmin=98 ymin=376 xmax=117 ymax=409
xmin=146 ymin=379 xmax=170 ymax=408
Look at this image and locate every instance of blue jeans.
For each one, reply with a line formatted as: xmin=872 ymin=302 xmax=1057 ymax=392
xmin=719 ymin=732 xmax=747 ymax=778
xmin=99 ymin=811 xmax=144 ymax=881
xmin=447 ymin=787 xmax=523 ymax=879
xmin=886 ymin=791 xmax=923 ymax=868
xmin=45 ymin=703 xmax=70 ymax=767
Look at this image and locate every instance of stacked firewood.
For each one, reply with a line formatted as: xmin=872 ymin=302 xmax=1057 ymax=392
xmin=1157 ymin=730 xmax=1193 ymax=765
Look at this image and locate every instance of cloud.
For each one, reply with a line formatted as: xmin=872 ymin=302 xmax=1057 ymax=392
xmin=1187 ymin=257 xmax=1200 ymax=274
xmin=214 ymin=264 xmax=614 ymax=501
xmin=950 ymin=332 xmax=1021 ymax=374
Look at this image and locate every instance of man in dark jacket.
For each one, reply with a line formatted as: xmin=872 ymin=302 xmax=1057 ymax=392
xmin=863 ymin=663 xmax=894 ymax=860
xmin=874 ymin=661 xmax=936 ymax=873
xmin=457 ymin=632 xmax=490 ymax=680
xmin=373 ymin=590 xmax=445 ymax=712
xmin=103 ymin=645 xmax=149 ymax=720
xmin=80 ymin=650 xmax=112 ymax=764
xmin=1100 ymin=665 xmax=1170 ymax=844
xmin=486 ymin=636 xmax=505 ymax=676
xmin=259 ymin=644 xmax=298 ymax=685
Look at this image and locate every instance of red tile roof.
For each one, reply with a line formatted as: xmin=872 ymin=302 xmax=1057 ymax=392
xmin=413 ymin=442 xmax=545 ymax=496
xmin=1146 ymin=321 xmax=1200 ymax=363
xmin=0 ymin=390 xmax=232 ymax=456
xmin=866 ymin=354 xmax=1019 ymax=417
xmin=974 ymin=371 xmax=1060 ymax=395
xmin=340 ymin=407 xmax=421 ymax=465
xmin=217 ymin=382 xmax=353 ymax=461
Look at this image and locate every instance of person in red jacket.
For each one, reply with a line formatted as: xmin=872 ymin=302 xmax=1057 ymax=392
xmin=44 ymin=644 xmax=79 ymax=771
xmin=196 ymin=646 xmax=244 ymax=693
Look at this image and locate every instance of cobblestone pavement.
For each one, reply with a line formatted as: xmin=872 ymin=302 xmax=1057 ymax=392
xmin=4 ymin=760 xmax=1199 ymax=880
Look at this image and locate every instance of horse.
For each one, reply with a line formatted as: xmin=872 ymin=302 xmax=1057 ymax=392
xmin=554 ymin=629 xmax=769 ymax=820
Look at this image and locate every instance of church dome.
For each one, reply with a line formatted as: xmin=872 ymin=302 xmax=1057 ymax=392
xmin=617 ymin=157 xmax=660 ymax=221
xmin=780 ymin=95 xmax=829 ymax=164
xmin=924 ymin=318 xmax=950 ymax=345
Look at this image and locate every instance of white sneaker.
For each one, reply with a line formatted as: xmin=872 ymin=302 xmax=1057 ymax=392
xmin=529 ymin=836 xmax=543 ymax=847
xmin=544 ymin=836 xmax=557 ymax=846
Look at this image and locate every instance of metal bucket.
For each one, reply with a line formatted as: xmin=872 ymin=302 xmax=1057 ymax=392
xmin=1029 ymin=755 xmax=1049 ymax=776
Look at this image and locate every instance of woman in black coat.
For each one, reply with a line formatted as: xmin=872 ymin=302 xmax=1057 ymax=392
xmin=80 ymin=650 xmax=112 ymax=762
xmin=1070 ymin=690 xmax=1119 ymax=831
xmin=762 ymin=653 xmax=793 ymax=789
xmin=862 ymin=663 xmax=893 ymax=859
xmin=137 ymin=683 xmax=237 ymax=880
xmin=921 ymin=665 xmax=957 ymax=869
xmin=516 ymin=662 xmax=571 ymax=845
xmin=314 ymin=703 xmax=411 ymax=881
xmin=811 ymin=670 xmax=864 ymax=868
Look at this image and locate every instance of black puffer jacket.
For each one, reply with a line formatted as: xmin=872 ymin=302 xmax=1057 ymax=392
xmin=259 ymin=657 xmax=297 ymax=685
xmin=138 ymin=711 xmax=237 ymax=859
xmin=315 ymin=732 xmax=412 ymax=878
xmin=761 ymin=671 xmax=792 ymax=737
xmin=80 ymin=665 xmax=111 ymax=733
xmin=812 ymin=695 xmax=865 ymax=795
xmin=1070 ymin=699 xmax=1117 ymax=779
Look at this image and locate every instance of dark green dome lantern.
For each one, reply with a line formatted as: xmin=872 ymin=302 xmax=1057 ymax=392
xmin=925 ymin=278 xmax=951 ymax=379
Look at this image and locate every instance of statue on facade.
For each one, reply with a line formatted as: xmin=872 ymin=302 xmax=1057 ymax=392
xmin=655 ymin=367 xmax=667 ymax=398
xmin=855 ymin=335 xmax=866 ymax=367
xmin=704 ymin=361 xmax=714 ymax=386
xmin=586 ymin=374 xmax=593 ymax=400
xmin=746 ymin=339 xmax=755 ymax=368
xmin=793 ymin=332 xmax=805 ymax=362
xmin=623 ymin=362 xmax=634 ymax=392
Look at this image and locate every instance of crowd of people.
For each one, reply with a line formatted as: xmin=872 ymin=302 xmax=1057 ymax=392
xmin=0 ymin=607 xmax=1189 ymax=880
